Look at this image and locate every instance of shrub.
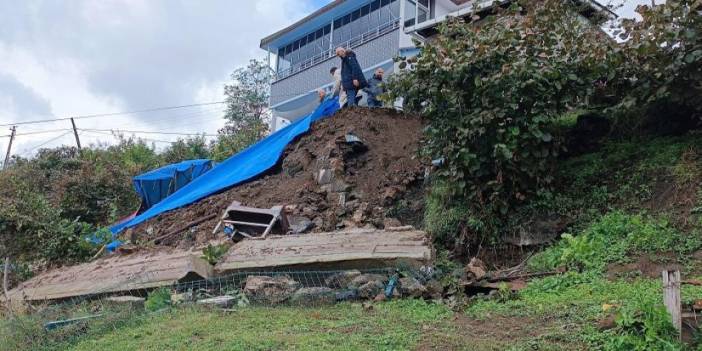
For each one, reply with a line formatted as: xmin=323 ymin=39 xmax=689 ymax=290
xmin=387 ymin=0 xmax=617 ymax=242
xmin=144 ymin=288 xmax=172 ymax=312
xmin=528 ymin=211 xmax=702 ymax=273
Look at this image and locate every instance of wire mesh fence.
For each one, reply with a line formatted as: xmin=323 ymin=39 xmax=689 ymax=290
xmin=1 ymin=266 xmax=439 ymax=350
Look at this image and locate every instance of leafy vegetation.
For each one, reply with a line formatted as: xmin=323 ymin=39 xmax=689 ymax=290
xmin=200 ymin=243 xmax=229 ymax=265
xmin=144 ymin=288 xmax=172 ymax=312
xmin=388 ymin=0 xmax=617 ymax=244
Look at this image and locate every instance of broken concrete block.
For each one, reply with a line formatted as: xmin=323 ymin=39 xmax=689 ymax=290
xmin=288 ymin=216 xmax=315 ymax=234
xmin=197 ymin=295 xmax=236 ymax=308
xmin=424 ymin=279 xmax=444 ymax=299
xmin=358 ymin=280 xmax=385 ymax=299
xmin=105 ymin=296 xmax=145 ymax=308
xmin=398 ymin=277 xmax=427 ymax=298
xmin=290 ymin=287 xmax=335 ymax=305
xmin=244 ymin=275 xmax=300 ymax=304
xmin=325 ymin=270 xmax=362 ymax=288
xmin=383 ymin=217 xmax=402 ymax=228
xmin=466 ymin=258 xmax=487 ymax=281
xmin=348 ymin=274 xmax=387 ymax=289
xmin=317 ymin=168 xmax=333 ymax=185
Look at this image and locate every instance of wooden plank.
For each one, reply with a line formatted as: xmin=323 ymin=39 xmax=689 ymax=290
xmin=662 ymin=270 xmax=682 ymax=336
xmin=216 ymin=228 xmax=433 ymax=272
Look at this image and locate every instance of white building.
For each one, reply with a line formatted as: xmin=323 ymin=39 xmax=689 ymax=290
xmin=260 ymin=0 xmax=613 ymax=130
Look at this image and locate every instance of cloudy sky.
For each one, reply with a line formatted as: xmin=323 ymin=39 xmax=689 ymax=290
xmin=0 ymin=0 xmax=650 ymax=160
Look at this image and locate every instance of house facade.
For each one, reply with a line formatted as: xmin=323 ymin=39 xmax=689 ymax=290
xmin=260 ymin=0 xmax=613 ymax=130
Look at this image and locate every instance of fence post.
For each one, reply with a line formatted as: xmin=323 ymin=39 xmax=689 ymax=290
xmin=662 ymin=270 xmax=682 ymax=336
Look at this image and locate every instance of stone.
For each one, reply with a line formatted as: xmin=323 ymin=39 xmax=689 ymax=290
xmin=170 ymin=291 xmax=194 ymax=304
xmin=290 ymin=287 xmax=335 ymax=306
xmin=197 ymin=295 xmax=236 ymax=308
xmin=373 ymin=293 xmax=387 ymax=302
xmin=424 ymin=279 xmax=443 ymax=299
xmin=383 ymin=217 xmax=402 ymax=228
xmin=317 ymin=168 xmax=333 ymax=185
xmin=398 ymin=277 xmax=427 ymax=298
xmin=358 ymin=280 xmax=385 ymax=299
xmin=348 ymin=274 xmax=387 ymax=289
xmin=105 ymin=296 xmax=145 ymax=308
xmin=325 ymin=270 xmax=362 ymax=288
xmin=466 ymin=257 xmax=487 ymax=281
xmin=243 ymin=275 xmax=301 ymax=304
xmin=288 ymin=216 xmax=315 ymax=234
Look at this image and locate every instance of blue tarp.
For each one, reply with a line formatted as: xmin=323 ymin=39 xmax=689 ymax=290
xmin=133 ymin=159 xmax=214 ymax=210
xmin=109 ymin=97 xmax=340 ymax=236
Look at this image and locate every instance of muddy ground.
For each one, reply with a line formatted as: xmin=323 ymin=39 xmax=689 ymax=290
xmin=126 ymin=107 xmax=427 ymax=248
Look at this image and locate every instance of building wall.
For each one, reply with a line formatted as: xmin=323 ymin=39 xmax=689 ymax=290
xmin=270 ymin=28 xmax=400 ymax=106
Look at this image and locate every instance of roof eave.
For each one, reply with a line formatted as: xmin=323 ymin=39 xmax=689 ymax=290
xmin=259 ymin=0 xmax=345 ymax=51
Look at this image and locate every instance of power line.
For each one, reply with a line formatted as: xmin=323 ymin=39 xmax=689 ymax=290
xmin=81 ymin=130 xmax=179 ymax=145
xmin=0 ymin=101 xmax=226 ymax=128
xmin=17 ymin=131 xmax=74 ymax=157
xmin=79 ymin=128 xmax=219 ymax=137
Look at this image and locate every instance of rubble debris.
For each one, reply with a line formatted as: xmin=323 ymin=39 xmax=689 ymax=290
xmin=288 ymin=216 xmax=315 ymax=234
xmin=105 ymin=296 xmax=145 ymax=308
xmin=197 ymin=295 xmax=237 ymax=308
xmin=215 ymin=228 xmax=433 ymax=273
xmin=7 ymin=249 xmax=213 ymax=302
xmin=290 ymin=287 xmax=335 ymax=305
xmin=358 ymin=280 xmax=385 ymax=299
xmin=398 ymin=277 xmax=427 ymax=298
xmin=243 ymin=275 xmax=301 ymax=304
xmin=465 ymin=258 xmax=487 ymax=281
xmin=130 ymin=108 xmax=425 ymax=246
xmin=325 ymin=270 xmax=362 ymax=288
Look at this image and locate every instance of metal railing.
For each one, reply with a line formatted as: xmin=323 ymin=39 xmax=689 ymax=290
xmin=275 ymin=19 xmax=400 ymax=82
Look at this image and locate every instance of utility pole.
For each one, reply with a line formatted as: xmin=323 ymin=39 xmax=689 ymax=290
xmin=3 ymin=126 xmax=16 ymax=170
xmin=70 ymin=118 xmax=82 ymax=150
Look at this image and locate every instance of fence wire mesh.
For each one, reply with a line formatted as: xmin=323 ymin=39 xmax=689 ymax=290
xmin=1 ymin=267 xmax=436 ymax=350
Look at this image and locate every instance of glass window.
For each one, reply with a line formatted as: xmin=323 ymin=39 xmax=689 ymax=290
xmin=361 ymin=4 xmax=370 ymax=16
xmin=371 ymin=0 xmax=380 ymax=11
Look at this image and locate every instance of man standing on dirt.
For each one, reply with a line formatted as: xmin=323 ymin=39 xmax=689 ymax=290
xmin=336 ymin=47 xmax=367 ymax=107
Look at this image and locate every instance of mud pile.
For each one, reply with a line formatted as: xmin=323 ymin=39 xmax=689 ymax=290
xmin=128 ymin=107 xmax=427 ymax=248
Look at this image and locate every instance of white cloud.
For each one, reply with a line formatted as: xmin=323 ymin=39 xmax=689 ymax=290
xmin=0 ymin=0 xmax=315 ymax=157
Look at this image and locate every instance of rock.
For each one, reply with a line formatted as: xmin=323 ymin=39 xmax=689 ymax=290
xmin=243 ymin=275 xmax=301 ymax=304
xmin=398 ymin=277 xmax=427 ymax=298
xmin=466 ymin=258 xmax=487 ymax=281
xmin=358 ymin=280 xmax=385 ymax=299
xmin=374 ymin=293 xmax=387 ymax=302
xmin=288 ymin=216 xmax=315 ymax=234
xmin=352 ymin=203 xmax=370 ymax=224
xmin=105 ymin=296 xmax=145 ymax=308
xmin=348 ymin=274 xmax=387 ymax=289
xmin=302 ymin=207 xmax=316 ymax=218
xmin=383 ymin=217 xmax=402 ymax=228
xmin=197 ymin=295 xmax=236 ymax=308
xmin=317 ymin=168 xmax=333 ymax=185
xmin=382 ymin=187 xmax=402 ymax=205
xmin=290 ymin=287 xmax=335 ymax=305
xmin=424 ymin=279 xmax=443 ymax=299
xmin=170 ymin=291 xmax=194 ymax=304
xmin=325 ymin=270 xmax=362 ymax=288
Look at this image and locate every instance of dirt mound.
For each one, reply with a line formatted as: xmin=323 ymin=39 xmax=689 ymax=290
xmin=127 ymin=108 xmax=426 ymax=247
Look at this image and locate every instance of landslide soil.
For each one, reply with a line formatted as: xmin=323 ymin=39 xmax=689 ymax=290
xmin=127 ymin=107 xmax=426 ymax=248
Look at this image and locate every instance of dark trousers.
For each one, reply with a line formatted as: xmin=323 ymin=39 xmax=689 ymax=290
xmin=346 ymin=88 xmax=358 ymax=107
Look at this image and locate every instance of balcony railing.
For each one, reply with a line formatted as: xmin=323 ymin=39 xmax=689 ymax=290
xmin=275 ymin=19 xmax=400 ymax=82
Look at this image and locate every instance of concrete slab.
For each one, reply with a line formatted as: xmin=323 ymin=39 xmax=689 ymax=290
xmin=7 ymin=249 xmax=213 ymax=302
xmin=215 ymin=227 xmax=433 ymax=272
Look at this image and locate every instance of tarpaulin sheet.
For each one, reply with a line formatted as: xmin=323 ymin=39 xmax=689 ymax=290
xmin=133 ymin=159 xmax=213 ymax=210
xmin=109 ymin=97 xmax=340 ymax=235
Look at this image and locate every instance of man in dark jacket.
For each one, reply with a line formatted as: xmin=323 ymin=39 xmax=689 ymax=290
xmin=336 ymin=47 xmax=367 ymax=107
xmin=364 ymin=68 xmax=384 ymax=108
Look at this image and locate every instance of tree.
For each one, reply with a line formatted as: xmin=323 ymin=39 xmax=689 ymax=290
xmin=386 ymin=0 xmax=617 ymax=245
xmin=217 ymin=59 xmax=271 ymax=158
xmin=160 ymin=136 xmax=211 ymax=164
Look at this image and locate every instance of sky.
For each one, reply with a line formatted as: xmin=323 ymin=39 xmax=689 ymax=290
xmin=0 ymin=0 xmax=649 ymax=160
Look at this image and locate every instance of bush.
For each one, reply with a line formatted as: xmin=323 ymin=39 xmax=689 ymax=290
xmin=387 ymin=0 xmax=617 ymax=242
xmin=144 ymin=288 xmax=172 ymax=312
xmin=611 ymin=1 xmax=702 ymax=134
xmin=528 ymin=211 xmax=702 ymax=273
